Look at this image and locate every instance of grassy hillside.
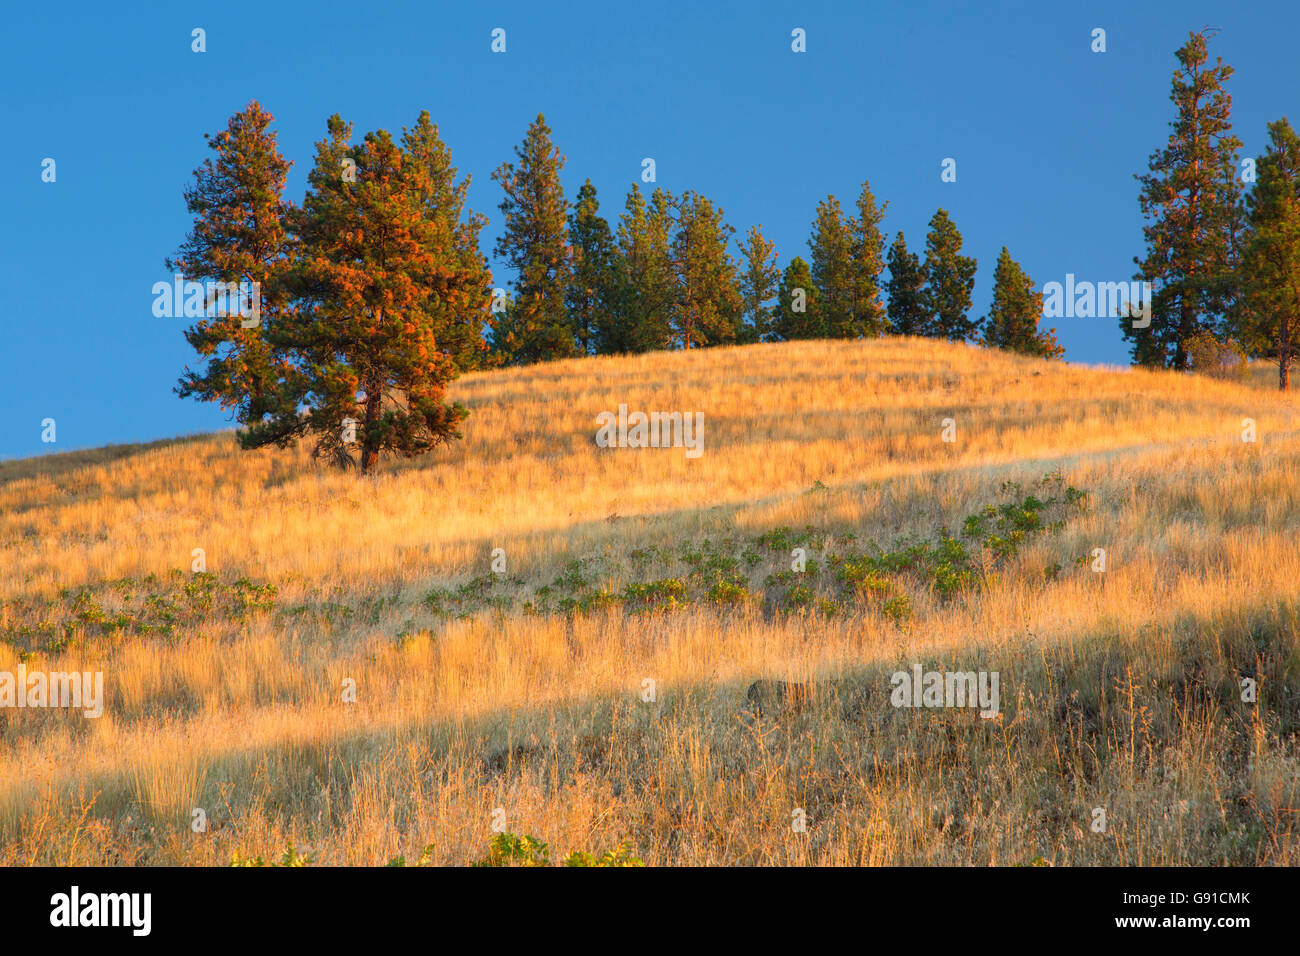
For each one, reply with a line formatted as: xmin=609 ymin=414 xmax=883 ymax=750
xmin=3 ymin=337 xmax=1299 ymax=865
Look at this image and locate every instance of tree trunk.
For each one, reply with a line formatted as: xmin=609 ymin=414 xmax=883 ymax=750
xmin=1281 ymin=315 xmax=1291 ymax=391
xmin=360 ymin=374 xmax=381 ymax=474
xmin=1175 ymin=298 xmax=1193 ymax=370
xmin=358 ymin=382 xmax=379 ymax=476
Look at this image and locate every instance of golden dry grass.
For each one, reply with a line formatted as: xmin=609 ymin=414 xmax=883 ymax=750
xmin=2 ymin=336 xmax=1299 ymax=865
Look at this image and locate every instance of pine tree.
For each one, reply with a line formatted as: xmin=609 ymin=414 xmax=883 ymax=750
xmin=400 ymin=111 xmax=492 ymax=373
xmin=981 ymin=247 xmax=1064 ymax=358
xmin=809 ymin=196 xmax=857 ymax=337
xmin=885 ymin=232 xmax=927 ymax=336
xmin=667 ymin=190 xmax=743 ymax=349
xmin=1128 ymin=29 xmax=1243 ymax=369
xmin=771 ymin=257 xmax=823 ymax=341
xmin=168 ymin=102 xmax=297 ymax=435
xmin=1237 ymin=118 xmax=1300 ymax=389
xmin=566 ymin=179 xmax=618 ymax=356
xmin=921 ymin=209 xmax=979 ymax=341
xmin=737 ymin=225 xmax=779 ymax=343
xmin=284 ymin=114 xmax=487 ymax=473
xmin=602 ymin=184 xmax=674 ymax=353
xmin=490 ymin=114 xmax=574 ymax=364
xmin=850 ymin=180 xmax=889 ymax=336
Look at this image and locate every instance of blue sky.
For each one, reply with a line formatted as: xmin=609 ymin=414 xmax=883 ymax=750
xmin=2 ymin=0 xmax=1296 ymax=460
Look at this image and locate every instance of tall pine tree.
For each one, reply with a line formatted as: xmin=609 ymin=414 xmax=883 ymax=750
xmin=1128 ymin=29 xmax=1243 ymax=369
xmin=490 ymin=114 xmax=574 ymax=365
xmin=981 ymin=247 xmax=1064 ymax=358
xmin=602 ymin=184 xmax=674 ymax=353
xmin=885 ymin=231 xmax=927 ymax=336
xmin=737 ymin=225 xmax=779 ymax=343
xmin=284 ymin=115 xmax=487 ymax=473
xmin=921 ymin=209 xmax=979 ymax=341
xmin=667 ymin=190 xmax=743 ymax=349
xmin=168 ymin=102 xmax=298 ymax=437
xmin=567 ymin=179 xmax=618 ymax=356
xmin=771 ymin=257 xmax=823 ymax=341
xmin=850 ymin=180 xmax=889 ymax=336
xmin=1237 ymin=117 xmax=1300 ymax=389
xmin=400 ymin=111 xmax=492 ymax=374
xmin=809 ymin=196 xmax=857 ymax=337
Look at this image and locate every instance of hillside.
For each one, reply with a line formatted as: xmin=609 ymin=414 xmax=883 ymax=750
xmin=3 ymin=337 xmax=1300 ymax=865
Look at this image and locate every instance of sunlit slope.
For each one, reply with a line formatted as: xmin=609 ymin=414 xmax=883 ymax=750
xmin=4 ymin=336 xmax=1297 ymax=598
xmin=2 ymin=337 xmax=1299 ymax=866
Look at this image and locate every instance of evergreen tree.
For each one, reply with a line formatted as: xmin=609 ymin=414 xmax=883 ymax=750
xmin=490 ymin=114 xmax=574 ymax=364
xmin=667 ymin=190 xmax=743 ymax=349
xmin=981 ymin=247 xmax=1064 ymax=358
xmin=566 ymin=179 xmax=618 ymax=356
xmin=921 ymin=208 xmax=979 ymax=341
xmin=400 ymin=111 xmax=492 ymax=373
xmin=737 ymin=225 xmax=779 ymax=343
xmin=771 ymin=257 xmax=823 ymax=341
xmin=1237 ymin=118 xmax=1300 ymax=389
xmin=809 ymin=195 xmax=857 ymax=337
xmin=850 ymin=179 xmax=889 ymax=335
xmin=168 ymin=102 xmax=298 ymax=436
xmin=284 ymin=115 xmax=486 ymax=473
xmin=600 ymin=184 xmax=675 ymax=353
xmin=1128 ymin=29 xmax=1243 ymax=369
xmin=885 ymin=231 xmax=927 ymax=336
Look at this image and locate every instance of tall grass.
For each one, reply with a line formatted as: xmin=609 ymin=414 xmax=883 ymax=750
xmin=1 ymin=337 xmax=1297 ymax=864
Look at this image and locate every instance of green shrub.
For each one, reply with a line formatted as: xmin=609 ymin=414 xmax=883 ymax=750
xmin=563 ymin=840 xmax=645 ymax=867
xmin=474 ymin=832 xmax=645 ymax=868
xmin=230 ymin=845 xmax=314 ymax=867
xmin=622 ymin=578 xmax=688 ymax=611
xmin=708 ymin=579 xmax=749 ymax=604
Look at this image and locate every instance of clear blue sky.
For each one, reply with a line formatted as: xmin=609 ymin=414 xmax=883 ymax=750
xmin=2 ymin=0 xmax=1296 ymax=460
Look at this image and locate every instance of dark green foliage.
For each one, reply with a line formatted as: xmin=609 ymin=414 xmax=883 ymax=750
xmin=921 ymin=209 xmax=979 ymax=341
xmin=850 ymin=180 xmax=890 ymax=336
xmin=809 ymin=195 xmax=857 ymax=337
xmin=168 ymin=102 xmax=300 ymax=441
xmin=771 ymin=256 xmax=823 ymax=341
xmin=1236 ymin=117 xmax=1300 ymax=389
xmin=737 ymin=225 xmax=780 ymax=342
xmin=808 ymin=182 xmax=889 ymax=338
xmin=601 ymin=184 xmax=675 ymax=353
xmin=666 ymin=190 xmax=744 ymax=349
xmin=566 ymin=179 xmax=620 ymax=356
xmin=489 ymin=114 xmax=575 ymax=364
xmin=982 ymin=247 xmax=1064 ymax=358
xmin=885 ymin=231 xmax=927 ymax=336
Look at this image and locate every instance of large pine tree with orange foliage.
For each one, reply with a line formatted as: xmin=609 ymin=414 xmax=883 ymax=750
xmin=281 ymin=112 xmax=492 ymax=473
xmin=175 ymin=108 xmax=492 ymax=474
